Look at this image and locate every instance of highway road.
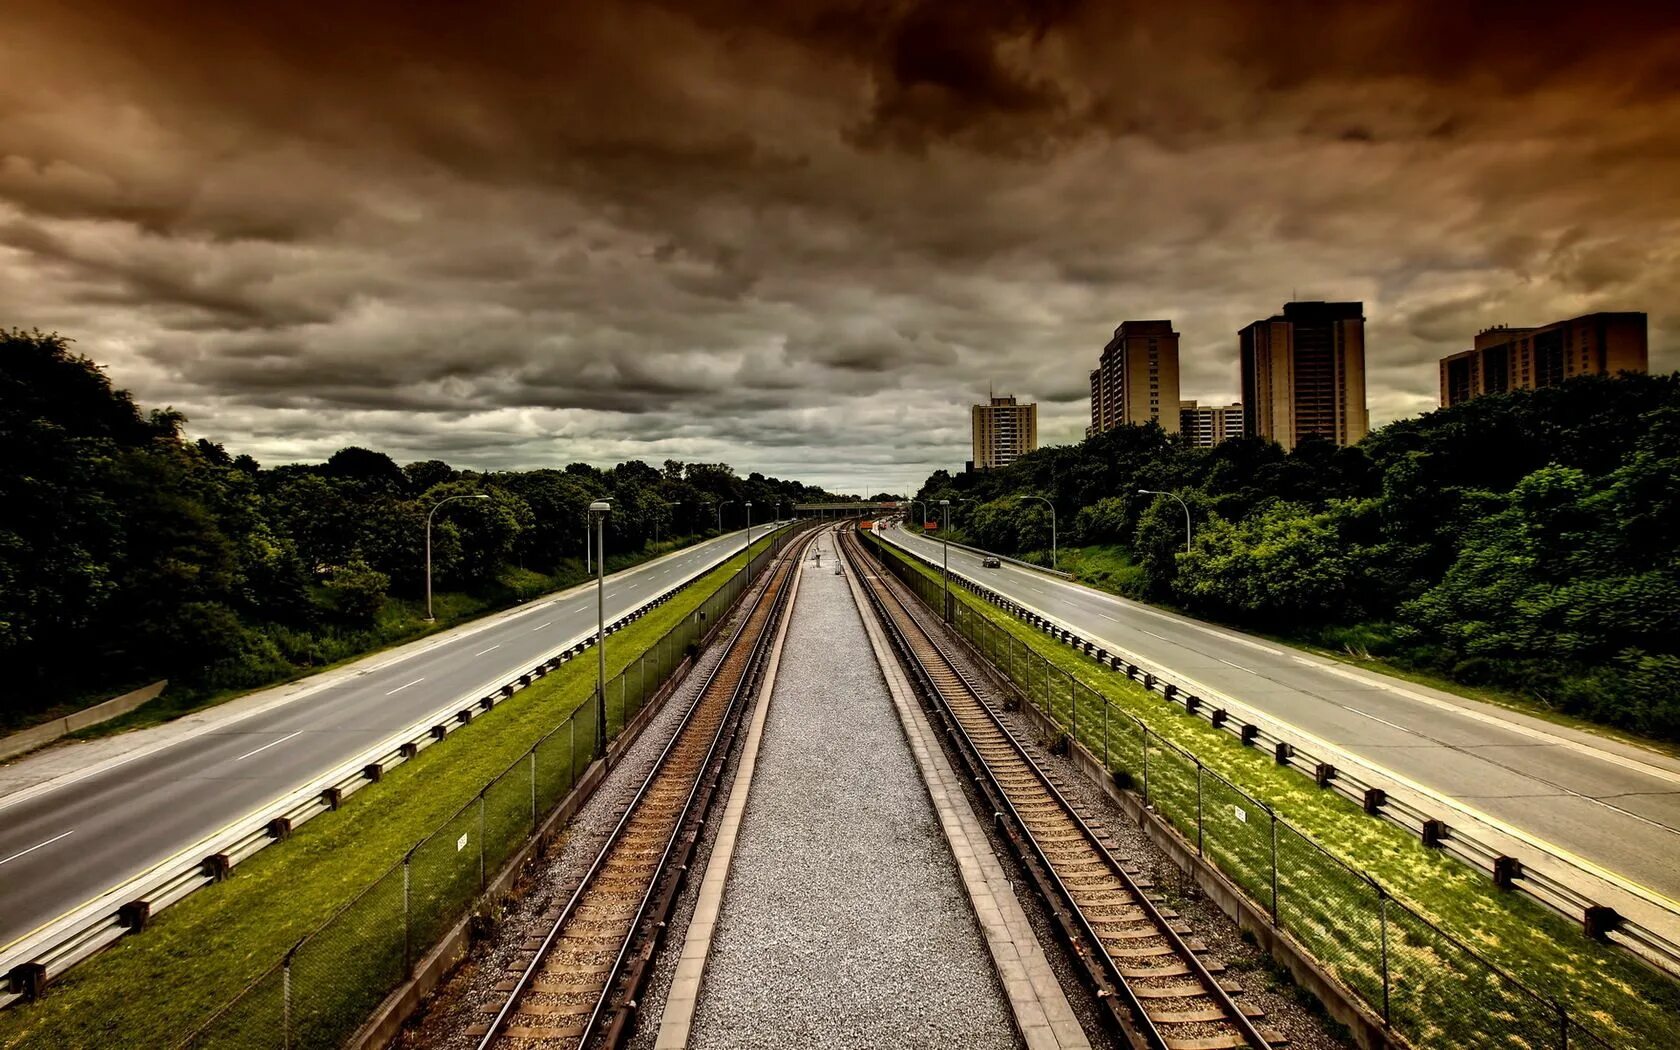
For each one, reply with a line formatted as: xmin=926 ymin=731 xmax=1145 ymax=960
xmin=0 ymin=527 xmax=780 ymax=955
xmin=880 ymin=523 xmax=1680 ymax=921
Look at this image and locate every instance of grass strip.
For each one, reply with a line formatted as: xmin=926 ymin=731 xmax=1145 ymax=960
xmin=875 ymin=537 xmax=1679 ymax=1048
xmin=0 ymin=536 xmax=775 ymax=1050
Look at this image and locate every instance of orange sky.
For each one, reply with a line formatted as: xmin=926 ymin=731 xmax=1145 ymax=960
xmin=3 ymin=0 xmax=1678 ymax=488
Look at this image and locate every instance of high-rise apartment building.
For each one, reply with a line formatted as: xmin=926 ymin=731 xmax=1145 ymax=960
xmin=1438 ymin=312 xmax=1647 ymax=407
xmin=1239 ymin=301 xmax=1369 ymax=450
xmin=1088 ymin=320 xmax=1181 ymax=436
xmin=971 ymin=394 xmax=1037 ymax=470
xmin=1179 ymin=400 xmax=1244 ymax=447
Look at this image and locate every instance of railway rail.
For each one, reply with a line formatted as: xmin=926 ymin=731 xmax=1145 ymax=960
xmin=473 ymin=527 xmax=815 ymax=1050
xmin=842 ymin=525 xmax=1282 ymax=1050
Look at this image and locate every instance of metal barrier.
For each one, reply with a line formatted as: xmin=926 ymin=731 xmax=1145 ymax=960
xmin=863 ymin=531 xmax=1626 ymax=1050
xmin=0 ymin=525 xmax=797 ymax=1012
xmin=172 ymin=526 xmax=807 ymax=1050
xmin=873 ymin=528 xmax=1680 ymax=975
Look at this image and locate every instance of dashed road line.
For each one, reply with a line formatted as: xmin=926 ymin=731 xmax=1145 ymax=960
xmin=233 ymin=730 xmax=304 ymax=762
xmin=0 ymin=830 xmax=75 ymax=867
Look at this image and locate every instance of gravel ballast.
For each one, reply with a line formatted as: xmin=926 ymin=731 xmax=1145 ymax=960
xmin=685 ymin=550 xmax=1021 ymax=1050
xmin=395 ymin=572 xmax=769 ymax=1050
xmin=899 ymin=575 xmax=1354 ymax=1050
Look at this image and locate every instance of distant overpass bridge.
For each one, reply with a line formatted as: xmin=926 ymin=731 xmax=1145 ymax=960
xmin=793 ymin=502 xmax=899 ymax=518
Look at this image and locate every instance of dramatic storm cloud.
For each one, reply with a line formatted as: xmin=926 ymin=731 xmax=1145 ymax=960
xmin=3 ymin=0 xmax=1678 ymax=491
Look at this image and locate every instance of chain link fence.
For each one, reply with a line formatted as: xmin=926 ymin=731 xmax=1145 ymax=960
xmin=179 ymin=529 xmax=799 ymax=1049
xmin=862 ymin=532 xmax=1614 ymax=1050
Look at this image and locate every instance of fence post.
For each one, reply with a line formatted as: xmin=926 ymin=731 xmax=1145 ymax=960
xmin=1070 ymin=674 xmax=1079 ymax=741
xmin=1142 ymin=726 xmax=1151 ymax=806
xmin=567 ymin=716 xmax=576 ymax=788
xmin=1269 ymin=813 xmax=1279 ymax=923
xmin=1196 ymin=761 xmax=1204 ymax=856
xmin=1103 ymin=701 xmax=1110 ymax=767
xmin=402 ymin=856 xmax=412 ymax=974
xmin=1379 ymin=890 xmax=1391 ymax=1023
xmin=1559 ymin=1003 xmax=1569 ymax=1050
xmin=282 ymin=949 xmax=294 ymax=1050
xmin=478 ymin=794 xmax=486 ymax=890
xmin=529 ymin=750 xmax=537 ymax=825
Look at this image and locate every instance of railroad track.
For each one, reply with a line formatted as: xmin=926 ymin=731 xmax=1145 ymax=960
xmin=474 ymin=528 xmax=814 ymax=1050
xmin=842 ymin=527 xmax=1282 ymax=1050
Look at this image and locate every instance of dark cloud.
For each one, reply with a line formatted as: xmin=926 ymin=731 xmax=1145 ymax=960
xmin=2 ymin=0 xmax=1677 ymax=490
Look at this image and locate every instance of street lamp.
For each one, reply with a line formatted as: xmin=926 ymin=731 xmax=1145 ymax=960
xmin=1014 ymin=495 xmax=1058 ymax=570
xmin=940 ymin=498 xmax=952 ymax=621
xmin=1139 ymin=489 xmax=1192 ymax=552
xmin=590 ymin=500 xmax=610 ymax=757
xmin=744 ymin=501 xmax=753 ymax=553
xmin=425 ymin=494 xmax=490 ymax=622
xmin=717 ymin=499 xmax=734 ymax=534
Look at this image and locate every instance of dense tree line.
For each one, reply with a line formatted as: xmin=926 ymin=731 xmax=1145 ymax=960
xmin=0 ymin=330 xmax=840 ymax=725
xmin=915 ymin=373 xmax=1680 ymax=740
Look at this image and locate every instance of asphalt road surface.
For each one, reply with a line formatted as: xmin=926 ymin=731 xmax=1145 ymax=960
xmin=0 ymin=527 xmax=780 ymax=955
xmin=880 ymin=523 xmax=1680 ymax=923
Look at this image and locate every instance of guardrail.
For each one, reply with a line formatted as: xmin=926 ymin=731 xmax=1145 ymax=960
xmin=872 ymin=529 xmax=1680 ymax=982
xmin=0 ymin=525 xmax=793 ymax=1011
xmin=863 ymin=531 xmax=1628 ymax=1049
xmin=174 ymin=523 xmax=815 ymax=1050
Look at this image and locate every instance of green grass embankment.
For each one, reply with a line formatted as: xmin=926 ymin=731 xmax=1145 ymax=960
xmin=878 ymin=539 xmax=1678 ymax=1048
xmin=0 ymin=536 xmax=775 ymax=1050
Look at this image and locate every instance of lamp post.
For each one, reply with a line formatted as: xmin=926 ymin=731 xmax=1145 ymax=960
xmin=590 ymin=500 xmax=610 ymax=757
xmin=744 ymin=501 xmax=754 ymax=553
xmin=425 ymin=494 xmax=490 ymax=621
xmin=1139 ymin=488 xmax=1192 ymax=552
xmin=940 ymin=498 xmax=952 ymax=621
xmin=716 ymin=500 xmax=733 ymax=534
xmin=1014 ymin=495 xmax=1058 ymax=570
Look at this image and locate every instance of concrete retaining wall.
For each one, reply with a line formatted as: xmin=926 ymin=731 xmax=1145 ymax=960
xmin=0 ymin=681 xmax=168 ymax=762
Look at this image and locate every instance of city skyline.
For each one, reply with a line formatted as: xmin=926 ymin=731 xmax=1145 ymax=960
xmin=4 ymin=1 xmax=1680 ymax=491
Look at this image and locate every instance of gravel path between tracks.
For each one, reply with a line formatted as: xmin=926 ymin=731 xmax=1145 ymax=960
xmin=393 ymin=574 xmax=767 ymax=1050
xmin=914 ymin=596 xmax=1354 ymax=1050
xmin=682 ymin=551 xmax=1021 ymax=1050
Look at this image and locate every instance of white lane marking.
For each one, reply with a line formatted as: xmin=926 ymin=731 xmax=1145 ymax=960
xmin=1217 ymin=657 xmax=1257 ymax=674
xmin=606 ymin=591 xmax=618 ymax=598
xmin=386 ymin=678 xmax=425 ymax=696
xmin=532 ymin=622 xmax=552 ymax=632
xmin=1345 ymin=709 xmax=1411 ymax=733
xmin=1309 ymin=661 xmax=1680 ymax=788
xmin=0 ymin=830 xmax=75 ymax=867
xmin=475 ymin=644 xmax=501 ymax=656
xmin=233 ymin=730 xmax=304 ymax=762
xmin=1139 ymin=628 xmax=1173 ymax=642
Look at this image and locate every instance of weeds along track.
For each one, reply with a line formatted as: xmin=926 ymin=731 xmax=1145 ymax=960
xmin=475 ymin=529 xmax=815 ymax=1050
xmin=842 ymin=526 xmax=1281 ymax=1050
